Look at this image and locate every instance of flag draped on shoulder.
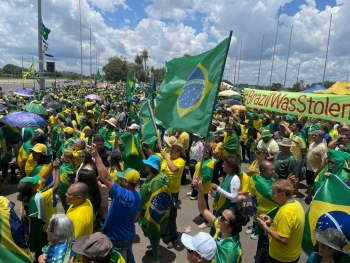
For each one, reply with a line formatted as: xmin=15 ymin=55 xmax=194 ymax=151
xmin=126 ymin=72 xmax=134 ymax=101
xmin=22 ymin=62 xmax=35 ymax=83
xmin=0 ymin=196 xmax=32 ymax=263
xmin=302 ymin=174 xmax=350 ymax=260
xmin=155 ymin=32 xmax=232 ymax=137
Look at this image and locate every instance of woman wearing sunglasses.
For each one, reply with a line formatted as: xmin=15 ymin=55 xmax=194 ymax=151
xmin=196 ymin=178 xmax=249 ymax=263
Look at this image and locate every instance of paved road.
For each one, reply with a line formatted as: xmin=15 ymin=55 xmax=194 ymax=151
xmin=0 ymin=79 xmax=64 ymax=94
xmin=2 ymin=162 xmax=309 ymax=263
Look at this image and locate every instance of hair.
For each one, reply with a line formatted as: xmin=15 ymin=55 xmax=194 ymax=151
xmin=93 ymin=135 xmax=104 ymax=143
xmin=314 ymin=242 xmax=345 ymax=261
xmin=75 ymin=138 xmax=86 ymax=149
xmin=223 ymin=154 xmax=240 ymax=174
xmin=77 ymin=169 xmax=101 ymax=213
xmin=110 ymin=155 xmax=123 ymax=172
xmin=205 ymin=146 xmax=213 ymax=158
xmin=312 ymin=130 xmax=325 ymax=137
xmin=320 ymin=126 xmax=329 ymax=134
xmin=227 ymin=207 xmax=250 ymax=237
xmin=81 ymin=151 xmax=96 ymax=171
xmin=49 ymin=214 xmax=75 ymax=244
xmin=294 ymin=121 xmax=303 ymax=131
xmin=225 ymin=123 xmax=233 ymax=128
xmin=271 ymin=179 xmax=294 ymax=198
xmin=248 ymin=127 xmax=258 ymax=140
xmin=62 ymin=152 xmax=76 ymax=168
xmin=32 ymin=134 xmax=45 ymax=144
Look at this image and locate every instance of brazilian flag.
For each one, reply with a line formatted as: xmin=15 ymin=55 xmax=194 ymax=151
xmin=302 ymin=174 xmax=350 ymax=262
xmin=126 ymin=72 xmax=134 ymax=101
xmin=119 ymin=132 xmax=145 ymax=171
xmin=0 ymin=197 xmax=32 ymax=263
xmin=155 ymin=32 xmax=232 ymax=137
xmin=128 ymin=102 xmax=139 ymax=124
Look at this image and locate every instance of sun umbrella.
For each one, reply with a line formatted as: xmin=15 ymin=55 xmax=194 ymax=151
xmin=230 ymin=105 xmax=247 ymax=111
xmin=42 ymin=101 xmax=64 ymax=110
xmin=0 ymin=112 xmax=47 ymax=128
xmin=13 ymin=89 xmax=34 ymax=97
xmin=218 ymin=99 xmax=242 ymax=106
xmin=86 ymin=94 xmax=102 ymax=101
xmin=22 ymin=103 xmax=47 ymax=115
xmin=218 ymin=90 xmax=241 ymax=97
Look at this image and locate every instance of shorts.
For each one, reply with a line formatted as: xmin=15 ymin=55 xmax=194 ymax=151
xmin=294 ymin=161 xmax=303 ymax=177
xmin=305 ymin=170 xmax=315 ymax=185
xmin=99 ymin=185 xmax=109 ymax=206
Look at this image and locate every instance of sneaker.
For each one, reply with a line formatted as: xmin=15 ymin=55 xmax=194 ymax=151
xmin=198 ymin=222 xmax=210 ymax=229
xmin=250 ymin=233 xmax=259 ymax=240
xmin=193 ymin=215 xmax=204 ymax=221
xmin=247 ymin=225 xmax=253 ymax=230
xmin=145 ymin=250 xmax=162 ymax=257
xmin=245 ymin=228 xmax=254 ymax=235
xmin=186 ymin=191 xmax=193 ymax=196
xmin=167 ymin=239 xmax=178 ymax=249
xmin=190 ymin=196 xmax=198 ymax=200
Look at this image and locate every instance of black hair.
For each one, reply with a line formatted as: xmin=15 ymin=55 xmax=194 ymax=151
xmin=248 ymin=127 xmax=258 ymax=140
xmin=93 ymin=135 xmax=104 ymax=143
xmin=295 ymin=121 xmax=303 ymax=131
xmin=228 ymin=207 xmax=250 ymax=237
xmin=313 ymin=242 xmax=345 ymax=262
xmin=77 ymin=169 xmax=101 ymax=213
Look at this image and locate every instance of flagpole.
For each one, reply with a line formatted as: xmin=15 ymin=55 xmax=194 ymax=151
xmin=257 ymin=34 xmax=264 ymax=88
xmin=90 ymin=26 xmax=92 ymax=82
xmin=147 ymin=100 xmax=161 ymax=146
xmin=269 ymin=5 xmax=281 ymax=89
xmin=38 ymin=0 xmax=44 ymax=92
xmin=32 ymin=56 xmax=35 ymax=90
xmin=322 ymin=14 xmax=332 ymax=86
xmin=233 ymin=55 xmax=237 ymax=86
xmin=22 ymin=57 xmax=24 ymax=89
xmin=237 ymin=41 xmax=242 ymax=86
xmin=283 ymin=26 xmax=293 ymax=89
xmin=79 ymin=0 xmax=83 ymax=85
xmin=297 ymin=63 xmax=301 ymax=83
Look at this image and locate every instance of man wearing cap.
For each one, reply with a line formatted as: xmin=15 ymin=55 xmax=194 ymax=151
xmin=273 ymin=138 xmax=296 ymax=180
xmin=99 ymin=117 xmax=118 ymax=151
xmin=71 ymin=232 xmax=125 ymax=263
xmin=56 ymin=127 xmax=76 ymax=159
xmin=181 ymin=232 xmax=217 ymax=263
xmin=339 ymin=124 xmax=350 ymax=137
xmin=257 ymin=131 xmax=279 ymax=161
xmin=240 ymin=119 xmax=251 ymax=163
xmin=303 ymin=118 xmax=321 ymax=144
xmin=88 ymin=145 xmax=141 ymax=263
xmin=65 ymin=138 xmax=86 ymax=170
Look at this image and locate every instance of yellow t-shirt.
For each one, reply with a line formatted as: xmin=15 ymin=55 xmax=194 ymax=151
xmin=193 ymin=159 xmax=214 ymax=194
xmin=239 ymin=172 xmax=251 ymax=194
xmin=66 ymin=199 xmax=94 ymax=239
xmin=40 ymin=188 xmax=57 ymax=230
xmin=72 ymin=149 xmax=83 ymax=170
xmin=48 ymin=116 xmax=57 ymax=131
xmin=248 ymin=160 xmax=260 ymax=175
xmin=253 ymin=119 xmax=262 ymax=130
xmin=290 ymin=133 xmax=306 ymax=161
xmin=178 ymin=132 xmax=190 ymax=151
xmin=214 ymin=142 xmax=224 ymax=158
xmin=269 ymin=200 xmax=305 ymax=262
xmin=329 ymin=129 xmax=338 ymax=142
xmin=157 ymin=153 xmax=185 ymax=193
xmin=240 ymin=125 xmax=249 ymax=142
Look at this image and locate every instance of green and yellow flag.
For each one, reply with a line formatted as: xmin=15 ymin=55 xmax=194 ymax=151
xmin=0 ymin=197 xmax=32 ymax=263
xmin=155 ymin=32 xmax=232 ymax=137
xmin=126 ymin=72 xmax=134 ymax=101
xmin=22 ymin=62 xmax=35 ymax=83
xmin=302 ymin=174 xmax=350 ymax=262
xmin=97 ymin=69 xmax=104 ymax=82
xmin=41 ymin=21 xmax=51 ymax=41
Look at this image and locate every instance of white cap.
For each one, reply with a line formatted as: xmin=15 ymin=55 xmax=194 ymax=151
xmin=181 ymin=232 xmax=217 ymax=260
xmin=129 ymin=123 xmax=139 ymax=130
xmin=193 ymin=134 xmax=203 ymax=139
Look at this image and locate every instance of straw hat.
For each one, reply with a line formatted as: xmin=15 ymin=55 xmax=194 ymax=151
xmin=216 ymin=122 xmax=226 ymax=131
xmin=164 ymin=136 xmax=178 ymax=148
xmin=104 ymin=117 xmax=118 ymax=128
xmin=278 ymin=138 xmax=295 ymax=147
xmin=171 ymin=142 xmax=185 ymax=156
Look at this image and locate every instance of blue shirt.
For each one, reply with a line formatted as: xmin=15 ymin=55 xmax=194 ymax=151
xmin=103 ymin=183 xmax=141 ymax=242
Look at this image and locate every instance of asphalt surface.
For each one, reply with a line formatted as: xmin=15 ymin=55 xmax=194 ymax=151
xmin=2 ymin=162 xmax=309 ymax=263
xmin=0 ymin=78 xmax=64 ymax=94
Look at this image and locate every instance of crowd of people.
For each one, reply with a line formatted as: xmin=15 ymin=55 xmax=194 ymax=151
xmin=0 ymin=84 xmax=349 ymax=263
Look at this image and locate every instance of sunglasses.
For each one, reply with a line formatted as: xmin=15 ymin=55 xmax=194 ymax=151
xmin=328 ymin=161 xmax=335 ymax=165
xmin=319 ymin=242 xmax=330 ymax=251
xmin=219 ymin=215 xmax=228 ymax=223
xmin=312 ymin=134 xmax=319 ymax=137
xmin=187 ymin=249 xmax=199 ymax=255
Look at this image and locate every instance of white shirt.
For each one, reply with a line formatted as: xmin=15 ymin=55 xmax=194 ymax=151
xmin=190 ymin=140 xmax=203 ymax=162
xmin=217 ymin=174 xmax=240 ymax=203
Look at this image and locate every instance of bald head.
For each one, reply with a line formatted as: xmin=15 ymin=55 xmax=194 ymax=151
xmin=71 ymin=182 xmax=88 ymax=199
xmin=259 ymin=160 xmax=275 ymax=179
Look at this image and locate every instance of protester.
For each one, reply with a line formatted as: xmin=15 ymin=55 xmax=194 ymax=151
xmin=181 ymin=232 xmax=217 ymax=263
xmin=273 ymin=138 xmax=296 ymax=180
xmin=257 ymin=131 xmax=279 ymax=161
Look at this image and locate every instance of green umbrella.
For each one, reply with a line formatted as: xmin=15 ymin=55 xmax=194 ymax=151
xmin=22 ymin=103 xmax=47 ymax=115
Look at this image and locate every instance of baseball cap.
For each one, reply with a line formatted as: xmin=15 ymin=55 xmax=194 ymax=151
xmin=129 ymin=123 xmax=139 ymax=130
xmin=72 ymin=233 xmax=113 ymax=261
xmin=117 ymin=168 xmax=140 ymax=184
xmin=18 ymin=175 xmax=41 ymax=193
xmin=64 ymin=127 xmax=74 ymax=134
xmin=181 ymin=232 xmax=217 ymax=260
xmin=29 ymin=143 xmax=49 ymax=156
xmin=19 ymin=175 xmax=41 ymax=184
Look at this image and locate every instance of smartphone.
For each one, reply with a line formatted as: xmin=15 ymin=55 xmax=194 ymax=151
xmin=88 ymin=134 xmax=93 ymax=146
xmin=143 ymin=143 xmax=149 ymax=149
xmin=52 ymin=151 xmax=57 ymax=160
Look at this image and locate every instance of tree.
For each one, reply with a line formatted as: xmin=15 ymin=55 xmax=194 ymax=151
xmin=292 ymin=82 xmax=301 ymax=92
xmin=140 ymin=50 xmax=151 ymax=80
xmin=103 ymin=56 xmax=129 ymax=82
xmin=134 ymin=54 xmax=143 ymax=80
xmin=271 ymin=83 xmax=283 ymax=91
xmin=183 ymin=53 xmax=191 ymax=57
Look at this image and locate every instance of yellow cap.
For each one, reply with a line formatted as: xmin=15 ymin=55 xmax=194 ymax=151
xmin=64 ymin=127 xmax=74 ymax=134
xmin=117 ymin=168 xmax=140 ymax=184
xmin=29 ymin=143 xmax=49 ymax=156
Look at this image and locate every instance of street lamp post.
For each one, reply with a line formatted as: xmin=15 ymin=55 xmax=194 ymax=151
xmin=79 ymin=0 xmax=83 ymax=84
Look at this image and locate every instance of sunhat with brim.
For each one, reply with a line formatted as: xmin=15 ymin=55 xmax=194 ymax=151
xmin=143 ymin=155 xmax=161 ymax=170
xmin=216 ymin=122 xmax=226 ymax=131
xmin=29 ymin=143 xmax=49 ymax=156
xmin=171 ymin=142 xmax=185 ymax=156
xmin=211 ymin=120 xmax=219 ymax=127
xmin=278 ymin=138 xmax=295 ymax=147
xmin=313 ymin=228 xmax=350 ymax=255
xmin=256 ymin=147 xmax=268 ymax=154
xmin=117 ymin=168 xmax=140 ymax=184
xmin=129 ymin=123 xmax=139 ymax=130
xmin=181 ymin=232 xmax=217 ymax=260
xmin=164 ymin=136 xmax=178 ymax=148
xmin=104 ymin=117 xmax=118 ymax=128
xmin=193 ymin=134 xmax=203 ymax=139
xmin=260 ymin=131 xmax=273 ymax=138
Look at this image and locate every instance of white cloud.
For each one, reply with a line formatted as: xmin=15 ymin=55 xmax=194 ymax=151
xmin=0 ymin=0 xmax=349 ymax=87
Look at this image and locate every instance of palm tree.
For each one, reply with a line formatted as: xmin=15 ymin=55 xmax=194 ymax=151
xmin=134 ymin=54 xmax=143 ymax=79
xmin=141 ymin=49 xmax=151 ymax=74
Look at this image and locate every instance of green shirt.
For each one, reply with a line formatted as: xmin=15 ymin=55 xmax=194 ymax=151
xmin=273 ymin=152 xmax=296 ymax=179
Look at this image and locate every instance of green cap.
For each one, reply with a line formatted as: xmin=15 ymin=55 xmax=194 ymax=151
xmin=19 ymin=175 xmax=41 ymax=184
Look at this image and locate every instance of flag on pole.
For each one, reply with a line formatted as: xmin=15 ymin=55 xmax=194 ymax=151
xmin=22 ymin=62 xmax=35 ymax=83
xmin=302 ymin=174 xmax=350 ymax=259
xmin=155 ymin=32 xmax=232 ymax=137
xmin=42 ymin=39 xmax=53 ymax=58
xmin=97 ymin=69 xmax=104 ymax=82
xmin=126 ymin=72 xmax=134 ymax=101
xmin=41 ymin=21 xmax=51 ymax=41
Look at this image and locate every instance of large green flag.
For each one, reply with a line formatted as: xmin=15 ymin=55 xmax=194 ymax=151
xmin=148 ymin=79 xmax=156 ymax=109
xmin=119 ymin=132 xmax=145 ymax=171
xmin=155 ymin=32 xmax=232 ymax=137
xmin=302 ymin=174 xmax=350 ymax=263
xmin=97 ymin=69 xmax=104 ymax=82
xmin=126 ymin=72 xmax=134 ymax=101
xmin=41 ymin=21 xmax=51 ymax=41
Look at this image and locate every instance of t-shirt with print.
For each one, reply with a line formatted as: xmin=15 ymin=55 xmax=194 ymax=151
xmin=273 ymin=152 xmax=296 ymax=179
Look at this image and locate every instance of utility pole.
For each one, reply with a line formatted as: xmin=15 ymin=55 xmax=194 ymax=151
xmin=233 ymin=55 xmax=237 ymax=86
xmin=90 ymin=26 xmax=92 ymax=82
xmin=38 ymin=0 xmax=45 ymax=92
xmin=322 ymin=14 xmax=332 ymax=86
xmin=237 ymin=42 xmax=242 ymax=86
xmin=283 ymin=26 xmax=293 ymax=89
xmin=257 ymin=34 xmax=264 ymax=88
xmin=79 ymin=0 xmax=83 ymax=84
xmin=269 ymin=5 xmax=281 ymax=88
xmin=296 ymin=63 xmax=301 ymax=83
